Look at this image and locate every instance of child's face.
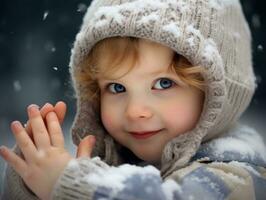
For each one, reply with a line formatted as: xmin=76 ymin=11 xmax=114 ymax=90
xmin=97 ymin=39 xmax=204 ymax=162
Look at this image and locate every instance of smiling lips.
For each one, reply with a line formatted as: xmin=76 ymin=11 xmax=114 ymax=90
xmin=129 ymin=129 xmax=162 ymax=139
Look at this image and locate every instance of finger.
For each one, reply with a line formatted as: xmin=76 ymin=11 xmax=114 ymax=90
xmin=40 ymin=103 xmax=54 ymax=119
xmin=0 ymin=146 xmax=28 ymax=178
xmin=76 ymin=135 xmax=96 ymax=158
xmin=28 ymin=104 xmax=51 ymax=149
xmin=46 ymin=112 xmax=65 ymax=148
xmin=39 ymin=103 xmax=54 ymax=128
xmin=25 ymin=103 xmax=54 ymax=138
xmin=10 ymin=121 xmax=37 ymax=163
xmin=54 ymin=101 xmax=67 ymax=125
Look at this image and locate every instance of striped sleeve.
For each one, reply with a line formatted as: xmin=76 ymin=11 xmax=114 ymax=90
xmin=51 ymin=157 xmax=180 ymax=200
xmin=167 ymin=161 xmax=266 ymax=200
xmin=1 ymin=145 xmax=40 ymax=200
xmin=52 ymin=156 xmax=266 ymax=200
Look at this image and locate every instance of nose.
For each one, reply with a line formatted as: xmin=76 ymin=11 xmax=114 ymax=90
xmin=125 ymin=98 xmax=153 ymax=120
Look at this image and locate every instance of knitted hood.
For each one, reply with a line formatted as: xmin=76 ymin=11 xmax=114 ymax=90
xmin=69 ymin=0 xmax=256 ymax=177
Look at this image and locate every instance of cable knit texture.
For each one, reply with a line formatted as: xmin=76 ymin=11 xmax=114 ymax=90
xmin=70 ymin=0 xmax=256 ymax=176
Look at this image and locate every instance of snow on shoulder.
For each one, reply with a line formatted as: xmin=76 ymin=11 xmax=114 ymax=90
xmin=195 ymin=124 xmax=266 ymax=166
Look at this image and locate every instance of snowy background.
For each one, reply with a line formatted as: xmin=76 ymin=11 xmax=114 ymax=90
xmin=0 ymin=0 xmax=265 ymax=188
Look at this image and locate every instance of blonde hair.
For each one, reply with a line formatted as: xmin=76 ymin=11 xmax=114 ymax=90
xmin=76 ymin=37 xmax=205 ymax=100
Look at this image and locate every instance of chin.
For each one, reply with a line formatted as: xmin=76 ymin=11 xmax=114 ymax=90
xmin=134 ymin=150 xmax=161 ymax=163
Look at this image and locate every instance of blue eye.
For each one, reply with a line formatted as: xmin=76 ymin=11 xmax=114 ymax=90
xmin=108 ymin=83 xmax=125 ymax=93
xmin=153 ymin=78 xmax=175 ymax=90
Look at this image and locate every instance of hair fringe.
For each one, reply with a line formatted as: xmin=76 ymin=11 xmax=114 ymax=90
xmin=75 ymin=37 xmax=205 ymax=99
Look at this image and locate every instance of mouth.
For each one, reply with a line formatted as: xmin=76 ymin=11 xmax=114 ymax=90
xmin=129 ymin=129 xmax=163 ymax=139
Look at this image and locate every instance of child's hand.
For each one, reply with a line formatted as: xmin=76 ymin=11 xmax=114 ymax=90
xmin=23 ymin=101 xmax=96 ymax=159
xmin=24 ymin=101 xmax=67 ymax=141
xmin=0 ymin=105 xmax=72 ymax=200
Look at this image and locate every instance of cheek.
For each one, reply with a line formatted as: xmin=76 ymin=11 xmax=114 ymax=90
xmin=161 ymin=100 xmax=202 ymax=133
xmin=101 ymin=103 xmax=121 ymax=134
xmin=163 ymin=104 xmax=189 ymax=124
xmin=101 ymin=113 xmax=113 ymax=130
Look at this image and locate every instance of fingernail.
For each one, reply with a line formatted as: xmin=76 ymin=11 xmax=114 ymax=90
xmin=0 ymin=146 xmax=7 ymax=156
xmin=28 ymin=104 xmax=39 ymax=109
xmin=27 ymin=104 xmax=40 ymax=116
xmin=44 ymin=103 xmax=52 ymax=107
xmin=11 ymin=121 xmax=22 ymax=132
xmin=48 ymin=112 xmax=57 ymax=120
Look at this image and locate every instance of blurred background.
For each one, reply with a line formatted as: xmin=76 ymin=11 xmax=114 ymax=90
xmin=0 ymin=0 xmax=265 ymax=188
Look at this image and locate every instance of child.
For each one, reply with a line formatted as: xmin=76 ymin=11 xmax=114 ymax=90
xmin=1 ymin=0 xmax=266 ymax=199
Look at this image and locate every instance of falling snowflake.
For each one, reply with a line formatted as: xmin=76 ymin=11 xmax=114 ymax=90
xmin=257 ymin=44 xmax=263 ymax=52
xmin=256 ymin=75 xmax=262 ymax=84
xmin=13 ymin=80 xmax=22 ymax=92
xmin=51 ymin=78 xmax=61 ymax=90
xmin=43 ymin=11 xmax=49 ymax=21
xmin=53 ymin=67 xmax=58 ymax=71
xmin=51 ymin=47 xmax=56 ymax=52
xmin=44 ymin=41 xmax=56 ymax=52
xmin=251 ymin=14 xmax=261 ymax=29
xmin=77 ymin=3 xmax=87 ymax=13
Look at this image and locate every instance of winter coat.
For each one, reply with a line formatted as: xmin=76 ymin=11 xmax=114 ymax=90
xmin=2 ymin=123 xmax=266 ymax=200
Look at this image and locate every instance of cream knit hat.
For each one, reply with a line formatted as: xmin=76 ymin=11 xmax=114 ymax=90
xmin=69 ymin=0 xmax=256 ymax=177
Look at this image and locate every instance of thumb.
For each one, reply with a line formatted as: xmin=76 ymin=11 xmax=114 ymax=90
xmin=76 ymin=135 xmax=96 ymax=158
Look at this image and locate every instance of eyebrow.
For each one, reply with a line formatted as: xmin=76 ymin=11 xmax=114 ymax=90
xmin=149 ymin=69 xmax=169 ymax=76
xmin=149 ymin=64 xmax=176 ymax=76
xmin=97 ymin=63 xmax=175 ymax=81
xmin=97 ymin=69 xmax=169 ymax=81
